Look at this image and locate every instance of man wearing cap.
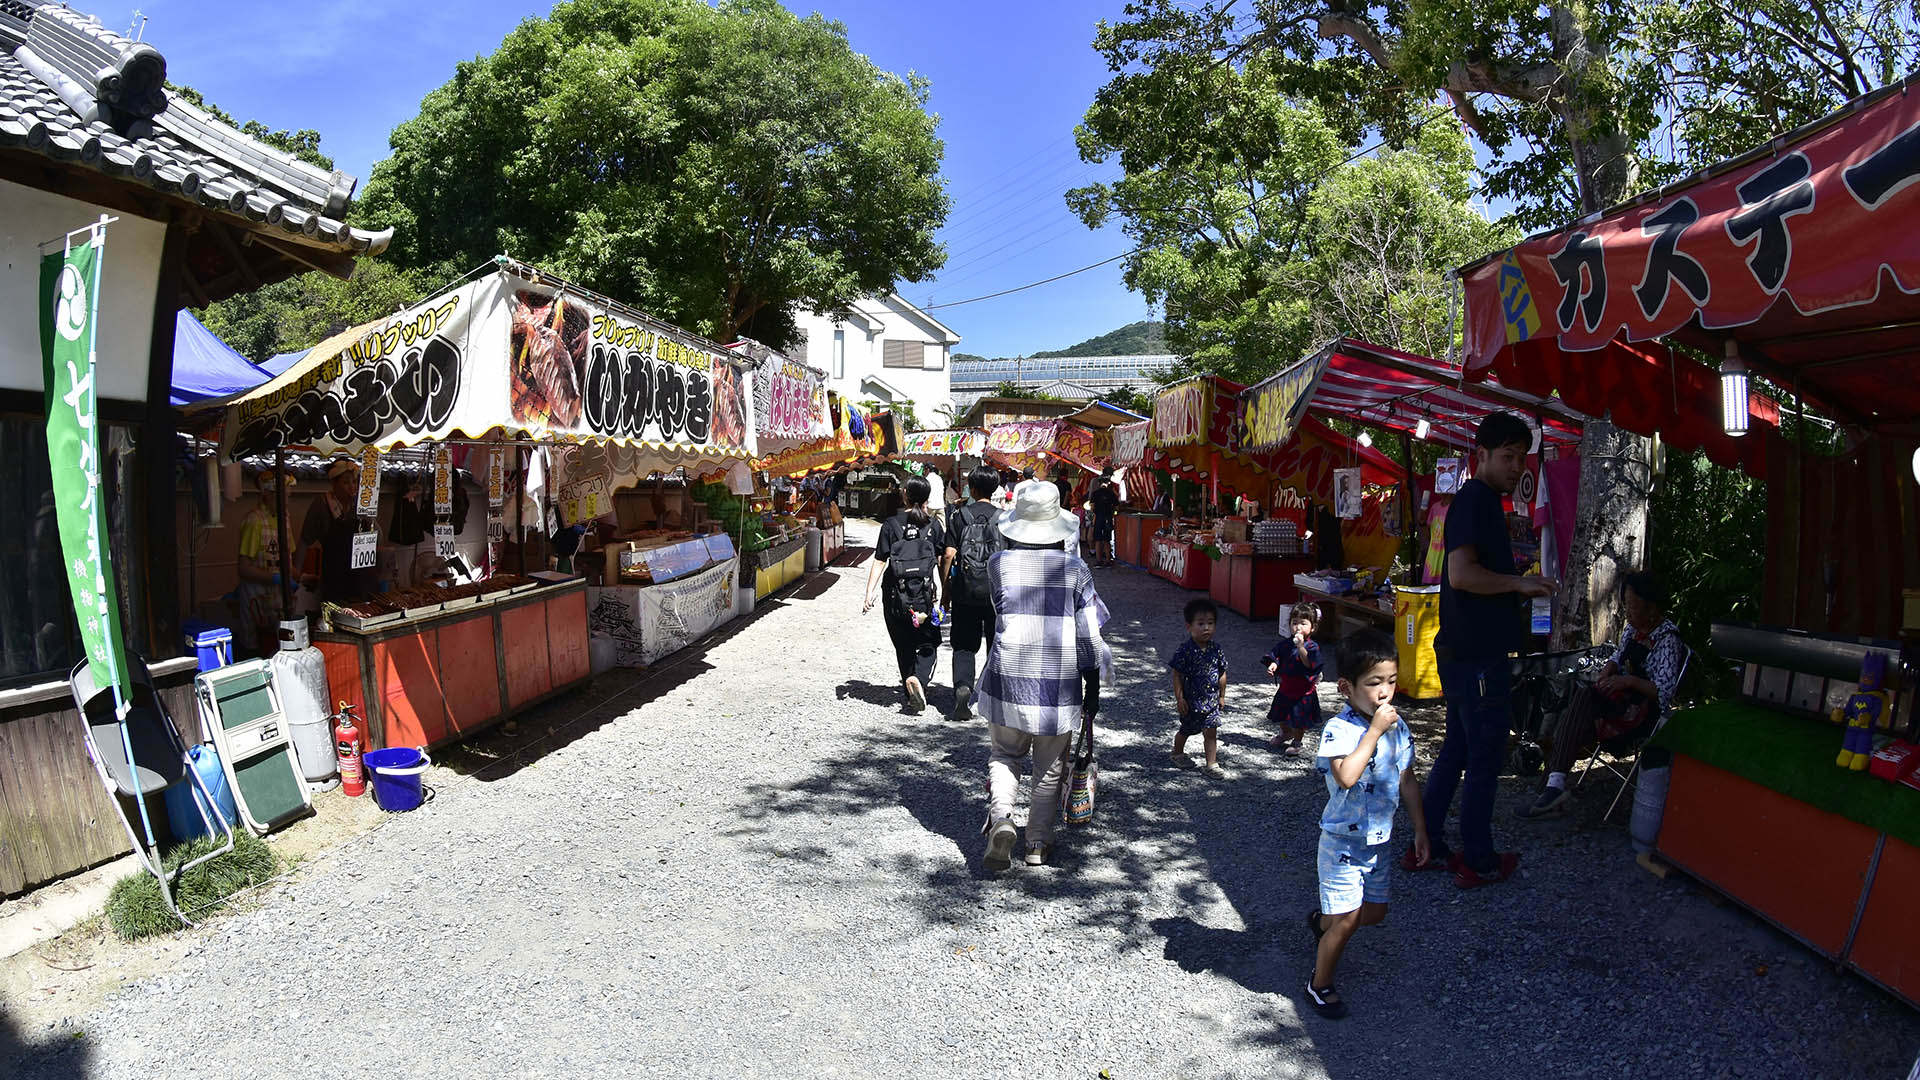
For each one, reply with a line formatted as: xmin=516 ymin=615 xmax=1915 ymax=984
xmin=300 ymin=458 xmax=377 ymax=606
xmin=974 ymin=482 xmax=1111 ymax=871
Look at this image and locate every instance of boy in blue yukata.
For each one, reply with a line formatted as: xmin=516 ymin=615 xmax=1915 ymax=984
xmin=1167 ymin=597 xmax=1229 ymax=772
xmin=1305 ymin=629 xmax=1429 ymax=1020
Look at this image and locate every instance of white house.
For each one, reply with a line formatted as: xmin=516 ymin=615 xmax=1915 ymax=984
xmin=791 ymin=293 xmax=961 ymax=426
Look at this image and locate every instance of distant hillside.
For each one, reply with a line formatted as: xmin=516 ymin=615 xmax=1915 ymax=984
xmin=1035 ymin=320 xmax=1166 ymax=358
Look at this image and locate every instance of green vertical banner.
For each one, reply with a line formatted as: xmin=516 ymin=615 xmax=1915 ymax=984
xmin=41 ymin=230 xmax=132 ymax=699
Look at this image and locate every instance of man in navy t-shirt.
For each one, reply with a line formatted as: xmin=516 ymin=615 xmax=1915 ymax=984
xmin=1413 ymin=412 xmax=1554 ymax=888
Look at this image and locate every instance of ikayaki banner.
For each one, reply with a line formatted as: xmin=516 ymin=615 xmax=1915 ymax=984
xmin=1240 ymin=354 xmax=1328 ymax=450
xmin=1110 ymin=420 xmax=1150 ymax=466
xmin=1149 ymin=379 xmax=1211 ymax=448
xmin=221 ymin=272 xmax=755 ymax=465
xmin=1464 ymin=85 xmax=1920 ymax=365
xmin=986 ymin=421 xmax=1061 ymax=455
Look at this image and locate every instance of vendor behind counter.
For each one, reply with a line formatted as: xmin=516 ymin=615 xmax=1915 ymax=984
xmin=299 ymin=458 xmax=379 ymax=605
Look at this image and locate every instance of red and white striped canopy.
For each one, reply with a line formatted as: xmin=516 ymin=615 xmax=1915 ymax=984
xmin=1298 ymin=339 xmax=1586 ymax=451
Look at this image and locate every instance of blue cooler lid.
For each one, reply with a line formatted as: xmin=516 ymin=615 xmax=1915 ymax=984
xmin=183 ymin=621 xmax=232 ymax=646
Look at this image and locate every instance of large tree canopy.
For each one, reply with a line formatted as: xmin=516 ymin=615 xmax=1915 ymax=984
xmin=1090 ymin=0 xmax=1920 ymax=230
xmin=355 ymin=0 xmax=949 ymax=348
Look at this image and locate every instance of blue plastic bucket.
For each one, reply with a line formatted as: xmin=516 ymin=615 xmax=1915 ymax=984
xmin=362 ymin=747 xmax=431 ymax=812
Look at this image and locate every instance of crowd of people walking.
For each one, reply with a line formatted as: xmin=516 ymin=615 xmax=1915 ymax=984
xmin=857 ymin=413 xmax=1679 ymax=1020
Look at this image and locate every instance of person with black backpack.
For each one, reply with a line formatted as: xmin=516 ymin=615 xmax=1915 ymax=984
xmin=942 ymin=465 xmax=1005 ymax=722
xmin=862 ymin=475 xmax=946 ymax=713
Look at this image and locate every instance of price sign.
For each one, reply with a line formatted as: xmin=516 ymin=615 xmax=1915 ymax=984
xmin=557 ymin=475 xmax=611 ymax=525
xmin=433 ymin=445 xmax=453 ymax=515
xmin=357 ymin=446 xmax=382 ymax=517
xmin=487 ymin=447 xmax=506 ymax=508
xmin=350 ymin=530 xmax=378 ymax=569
xmin=487 ymin=511 xmax=505 ymax=542
xmin=434 ymin=523 xmax=456 ymax=558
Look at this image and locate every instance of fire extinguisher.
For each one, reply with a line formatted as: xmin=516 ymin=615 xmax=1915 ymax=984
xmin=335 ymin=702 xmax=365 ymax=797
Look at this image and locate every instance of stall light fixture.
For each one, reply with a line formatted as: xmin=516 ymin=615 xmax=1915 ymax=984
xmin=1414 ymin=415 xmax=1432 ymax=441
xmin=1357 ymin=429 xmax=1373 ymax=448
xmin=1721 ymin=340 xmax=1750 ymax=437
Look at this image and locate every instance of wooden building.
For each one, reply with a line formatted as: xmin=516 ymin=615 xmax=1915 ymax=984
xmin=0 ymin=2 xmax=391 ymax=895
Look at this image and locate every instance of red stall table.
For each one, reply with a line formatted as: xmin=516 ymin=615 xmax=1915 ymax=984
xmin=1148 ymin=534 xmax=1211 ymax=590
xmin=1116 ymin=513 xmax=1168 ymax=568
xmin=317 ymin=577 xmax=591 ymax=752
xmin=1211 ymin=553 xmax=1315 ymax=620
xmin=1654 ymin=702 xmax=1920 ymax=1009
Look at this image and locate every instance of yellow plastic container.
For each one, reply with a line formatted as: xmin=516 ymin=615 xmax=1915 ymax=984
xmin=1394 ymin=585 xmax=1443 ymax=700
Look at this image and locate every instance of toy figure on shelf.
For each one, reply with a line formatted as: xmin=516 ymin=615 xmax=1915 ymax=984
xmin=1834 ymin=652 xmax=1892 ymax=771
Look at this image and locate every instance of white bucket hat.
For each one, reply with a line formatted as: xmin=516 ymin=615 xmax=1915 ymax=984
xmin=998 ymin=480 xmax=1079 ymax=546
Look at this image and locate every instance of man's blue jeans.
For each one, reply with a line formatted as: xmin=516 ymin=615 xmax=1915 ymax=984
xmin=1423 ymin=657 xmax=1513 ymax=871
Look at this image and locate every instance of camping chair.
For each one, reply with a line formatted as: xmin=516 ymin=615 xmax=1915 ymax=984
xmin=1574 ymin=644 xmax=1697 ymax=822
xmin=70 ymin=655 xmax=235 ymax=928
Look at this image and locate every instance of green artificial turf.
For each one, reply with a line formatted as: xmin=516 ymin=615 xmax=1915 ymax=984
xmin=104 ymin=830 xmax=279 ymax=941
xmin=1652 ymin=700 xmax=1920 ymax=849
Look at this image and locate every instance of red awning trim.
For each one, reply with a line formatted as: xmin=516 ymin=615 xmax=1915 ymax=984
xmin=1296 ymin=339 xmax=1587 ymax=451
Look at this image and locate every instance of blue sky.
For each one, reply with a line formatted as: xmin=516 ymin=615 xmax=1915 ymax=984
xmin=112 ymin=0 xmax=1152 ymax=359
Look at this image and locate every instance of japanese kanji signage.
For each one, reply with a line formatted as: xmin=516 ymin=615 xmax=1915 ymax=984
xmin=1241 ymin=354 xmax=1329 ymax=450
xmin=1464 ymin=85 xmax=1920 ymax=366
xmin=1150 ymin=379 xmax=1212 ymax=448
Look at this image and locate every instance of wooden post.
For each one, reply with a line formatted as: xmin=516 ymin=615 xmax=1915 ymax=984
xmin=1399 ymin=429 xmax=1416 ymax=583
xmin=516 ymin=445 xmax=526 ymax=574
xmin=276 ymin=447 xmax=293 ymax=617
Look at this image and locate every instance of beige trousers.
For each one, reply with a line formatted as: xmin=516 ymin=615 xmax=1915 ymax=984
xmin=987 ymin=723 xmax=1075 ymax=846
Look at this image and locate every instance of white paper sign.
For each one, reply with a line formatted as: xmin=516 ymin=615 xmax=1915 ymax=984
xmin=1434 ymin=457 xmax=1464 ymax=495
xmin=434 ymin=523 xmax=456 ymax=558
xmin=1333 ymin=468 xmax=1363 ymax=520
xmin=350 ymin=530 xmax=378 ymax=569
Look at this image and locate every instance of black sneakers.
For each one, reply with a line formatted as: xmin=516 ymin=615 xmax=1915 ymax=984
xmin=1305 ymin=981 xmax=1349 ymax=1019
xmin=1515 ymin=787 xmax=1570 ymax=820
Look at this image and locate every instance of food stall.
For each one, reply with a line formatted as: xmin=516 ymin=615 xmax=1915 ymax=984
xmin=1457 ymin=76 xmax=1920 ymax=1007
xmin=196 ymin=259 xmax=757 ymax=747
xmin=1109 ymin=420 xmax=1166 ymax=568
xmin=1138 ymin=375 xmax=1405 ymax=611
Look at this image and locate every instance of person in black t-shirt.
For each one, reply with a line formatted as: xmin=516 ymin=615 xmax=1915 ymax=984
xmin=1088 ymin=477 xmax=1119 ymax=567
xmin=941 ymin=465 xmax=1005 ymax=722
xmin=1412 ymin=412 xmax=1555 ymax=888
xmin=863 ymin=476 xmax=946 ymax=712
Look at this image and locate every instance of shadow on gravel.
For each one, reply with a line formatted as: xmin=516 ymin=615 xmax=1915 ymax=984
xmin=3 ymin=1005 xmax=91 ymax=1080
xmin=835 ymin=679 xmax=910 ymax=710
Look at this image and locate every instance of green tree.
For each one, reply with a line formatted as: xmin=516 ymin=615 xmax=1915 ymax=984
xmin=1033 ymin=320 xmax=1168 ymax=358
xmin=195 ymin=260 xmax=449 ymax=365
xmin=167 ymin=84 xmax=334 ymax=171
xmin=355 ymin=0 xmax=949 ymax=350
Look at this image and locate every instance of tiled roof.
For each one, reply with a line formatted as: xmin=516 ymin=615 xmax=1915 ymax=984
xmin=0 ymin=2 xmax=390 ymax=256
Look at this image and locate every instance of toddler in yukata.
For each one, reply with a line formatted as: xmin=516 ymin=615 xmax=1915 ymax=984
xmin=1167 ymin=597 xmax=1229 ymax=773
xmin=1304 ymin=629 xmax=1429 ymax=1020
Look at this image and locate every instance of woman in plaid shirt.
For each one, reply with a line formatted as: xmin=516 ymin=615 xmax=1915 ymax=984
xmin=975 ymin=483 xmax=1112 ymax=871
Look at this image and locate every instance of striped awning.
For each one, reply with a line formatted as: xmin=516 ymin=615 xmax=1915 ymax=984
xmin=1296 ymin=339 xmax=1587 ymax=451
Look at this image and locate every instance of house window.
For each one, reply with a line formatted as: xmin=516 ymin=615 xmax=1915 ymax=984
xmin=832 ymin=329 xmax=845 ymax=379
xmin=923 ymin=345 xmax=944 ymax=371
xmin=883 ymin=339 xmax=923 ymax=368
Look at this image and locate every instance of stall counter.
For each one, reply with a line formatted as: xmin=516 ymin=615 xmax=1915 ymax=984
xmin=754 ymin=536 xmax=809 ymax=598
xmin=316 ymin=578 xmax=591 ymax=752
xmin=1653 ymin=701 xmax=1920 ymax=1009
xmin=1148 ymin=534 xmax=1212 ymax=591
xmin=1117 ymin=513 xmax=1170 ymax=568
xmin=1210 ymin=553 xmax=1315 ymax=620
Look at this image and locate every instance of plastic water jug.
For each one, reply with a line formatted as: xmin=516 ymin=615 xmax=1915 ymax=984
xmin=163 ymin=743 xmax=237 ymax=842
xmin=272 ymin=619 xmax=336 ymax=782
xmin=1630 ymin=765 xmax=1671 ymax=854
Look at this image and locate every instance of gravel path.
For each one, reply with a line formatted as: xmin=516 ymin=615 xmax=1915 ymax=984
xmin=9 ymin=521 xmax=1917 ymax=1079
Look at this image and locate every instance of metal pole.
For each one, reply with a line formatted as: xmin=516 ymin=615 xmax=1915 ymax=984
xmin=516 ymin=445 xmax=526 ymax=574
xmin=276 ymin=447 xmax=293 ymax=616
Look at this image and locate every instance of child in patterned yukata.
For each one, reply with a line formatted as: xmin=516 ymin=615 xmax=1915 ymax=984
xmin=1304 ymin=629 xmax=1429 ymax=1020
xmin=1264 ymin=601 xmax=1324 ymax=755
xmin=1168 ymin=597 xmax=1229 ymax=772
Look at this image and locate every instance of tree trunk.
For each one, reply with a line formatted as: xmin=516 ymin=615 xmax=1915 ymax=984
xmin=1550 ymin=419 xmax=1651 ymax=650
xmin=1545 ymin=5 xmax=1654 ymax=649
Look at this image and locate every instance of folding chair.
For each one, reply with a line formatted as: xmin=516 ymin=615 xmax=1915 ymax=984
xmin=1575 ymin=645 xmax=1694 ymax=822
xmin=70 ymin=655 xmax=235 ymax=928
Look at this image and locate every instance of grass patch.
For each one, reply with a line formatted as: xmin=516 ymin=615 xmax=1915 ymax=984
xmin=104 ymin=831 xmax=279 ymax=941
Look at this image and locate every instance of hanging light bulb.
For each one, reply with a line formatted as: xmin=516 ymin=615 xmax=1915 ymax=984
xmin=1721 ymin=340 xmax=1750 ymax=437
xmin=1357 ymin=429 xmax=1373 ymax=448
xmin=1415 ymin=415 xmax=1432 ymax=441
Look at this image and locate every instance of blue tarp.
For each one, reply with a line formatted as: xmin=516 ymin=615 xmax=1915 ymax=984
xmin=261 ymin=348 xmax=310 ymax=377
xmin=170 ymin=310 xmax=272 ymax=406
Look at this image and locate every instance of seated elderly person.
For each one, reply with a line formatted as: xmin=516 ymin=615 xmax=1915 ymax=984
xmin=1516 ymin=571 xmax=1686 ymax=819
